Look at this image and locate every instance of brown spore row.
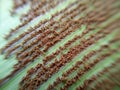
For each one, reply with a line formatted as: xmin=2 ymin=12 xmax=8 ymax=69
xmin=0 ymin=1 xmax=87 ymax=84
xmin=31 ymin=0 xmax=49 ymax=10
xmin=41 ymin=27 xmax=92 ymax=66
xmin=76 ymin=59 xmax=120 ymax=90
xmin=8 ymin=1 xmax=101 ymax=42
xmin=20 ymin=18 xmax=120 ymax=87
xmin=1 ymin=0 xmax=80 ymax=54
xmin=3 ymin=0 xmax=113 ymax=55
xmin=46 ymin=21 xmax=119 ymax=88
xmin=49 ymin=44 xmax=112 ymax=90
xmin=0 ymin=0 xmax=119 ymax=85
xmin=61 ymin=48 xmax=119 ymax=90
xmin=59 ymin=31 xmax=119 ymax=90
xmin=43 ymin=7 xmax=120 ymax=66
xmin=75 ymin=38 xmax=120 ymax=90
xmin=19 ymin=36 xmax=95 ymax=90
xmin=2 ymin=0 xmax=105 ymax=58
xmin=19 ymin=21 xmax=120 ymax=90
xmin=14 ymin=17 xmax=86 ymax=76
xmin=1 ymin=19 xmax=54 ymax=54
xmin=11 ymin=4 xmax=89 ymax=68
xmin=17 ymin=19 xmax=77 ymax=57
xmin=15 ymin=3 xmax=87 ymax=56
xmin=21 ymin=0 xmax=62 ymax=21
xmin=22 ymin=0 xmax=63 ymax=23
xmin=47 ymin=50 xmax=98 ymax=90
xmin=19 ymin=1 xmax=87 ymax=51
xmin=42 ymin=27 xmax=91 ymax=66
xmin=92 ymin=62 xmax=120 ymax=90
xmin=87 ymin=1 xmax=119 ymax=26
xmin=95 ymin=74 xmax=120 ymax=90
xmin=4 ymin=0 xmax=63 ymax=40
xmin=14 ymin=7 xmax=107 ymax=69
xmin=13 ymin=0 xmax=30 ymax=11
xmin=3 ymin=14 xmax=120 ymax=89
xmin=0 ymin=0 xmax=87 ymax=85
xmin=0 ymin=0 xmax=120 ymax=89
xmin=19 ymin=25 xmax=93 ymax=88
xmin=21 ymin=0 xmax=50 ymax=20
xmin=13 ymin=0 xmax=112 ymax=65
xmin=13 ymin=0 xmax=83 ymax=41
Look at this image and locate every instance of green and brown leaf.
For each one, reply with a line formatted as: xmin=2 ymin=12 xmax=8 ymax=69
xmin=0 ymin=0 xmax=120 ymax=90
